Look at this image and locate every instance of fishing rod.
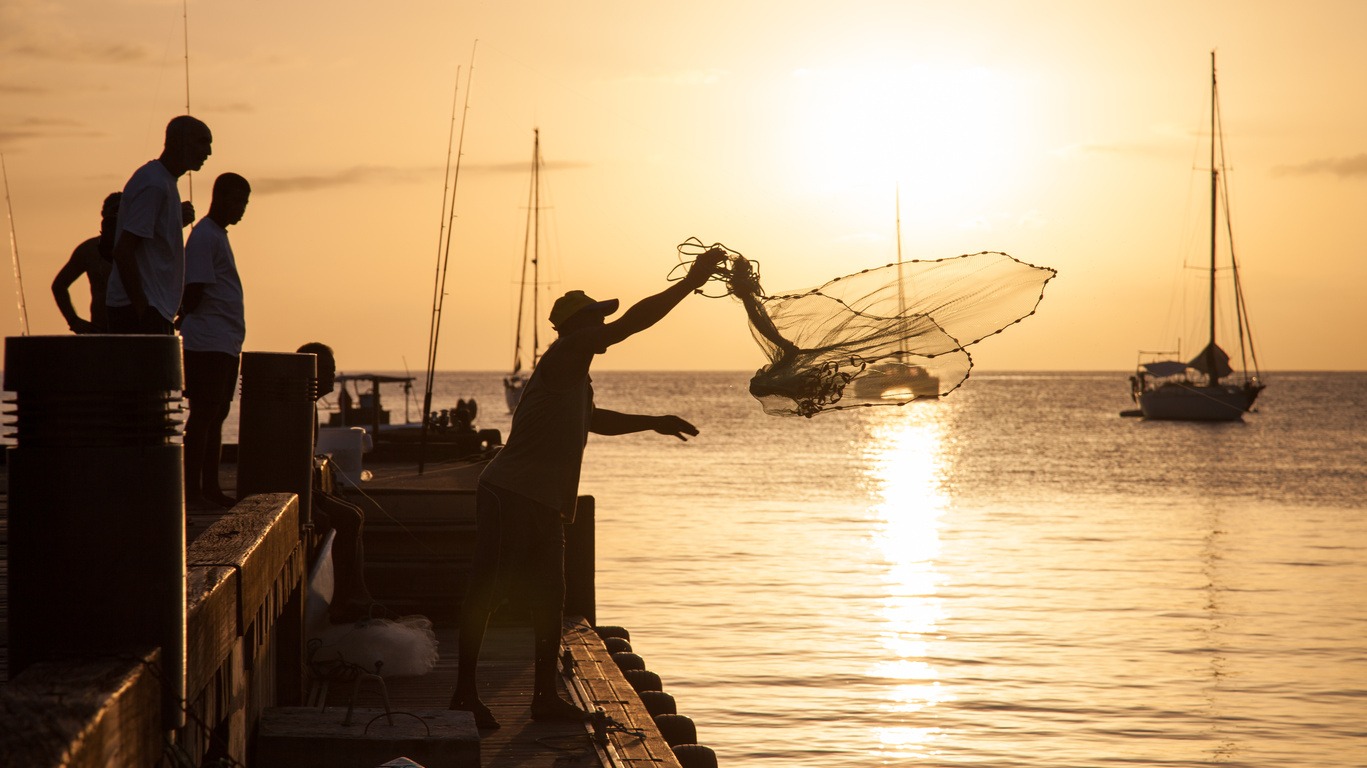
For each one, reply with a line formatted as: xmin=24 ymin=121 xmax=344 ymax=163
xmin=2 ymin=154 xmax=30 ymax=336
xmin=182 ymin=0 xmax=194 ymax=204
xmin=418 ymin=62 xmax=462 ymax=472
xmin=419 ymin=41 xmax=478 ymax=474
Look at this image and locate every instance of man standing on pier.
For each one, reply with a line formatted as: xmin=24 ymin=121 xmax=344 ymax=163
xmin=450 ymin=247 xmax=727 ymax=730
xmin=106 ymin=115 xmax=212 ymax=334
xmin=178 ymin=173 xmax=250 ymax=510
xmin=51 ymin=192 xmax=120 ymax=333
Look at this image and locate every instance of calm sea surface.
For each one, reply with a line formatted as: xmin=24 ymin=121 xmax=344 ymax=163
xmin=299 ymin=371 xmax=1366 ymax=767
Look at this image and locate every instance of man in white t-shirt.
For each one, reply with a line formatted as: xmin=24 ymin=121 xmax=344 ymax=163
xmin=107 ymin=115 xmax=212 ymax=334
xmin=178 ymin=173 xmax=248 ymax=509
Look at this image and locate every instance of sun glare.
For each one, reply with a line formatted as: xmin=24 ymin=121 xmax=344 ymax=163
xmin=862 ymin=404 xmax=954 ymax=757
xmin=785 ymin=60 xmax=1032 ymax=222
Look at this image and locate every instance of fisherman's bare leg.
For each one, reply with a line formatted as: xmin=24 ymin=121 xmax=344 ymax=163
xmin=449 ymin=483 xmax=503 ymax=729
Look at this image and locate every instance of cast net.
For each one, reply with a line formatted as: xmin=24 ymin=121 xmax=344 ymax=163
xmin=674 ymin=238 xmax=1057 ymax=417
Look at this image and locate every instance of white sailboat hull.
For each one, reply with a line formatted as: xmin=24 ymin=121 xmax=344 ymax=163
xmin=851 ymin=364 xmax=941 ymax=400
xmin=1138 ymin=382 xmax=1261 ymax=421
xmin=503 ymin=374 xmax=526 ymax=413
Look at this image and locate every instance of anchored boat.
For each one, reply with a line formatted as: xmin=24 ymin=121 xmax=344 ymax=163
xmin=1127 ymin=52 xmax=1264 ymax=421
xmin=504 ymin=129 xmax=553 ymax=413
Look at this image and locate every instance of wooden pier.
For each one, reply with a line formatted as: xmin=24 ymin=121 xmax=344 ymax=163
xmin=0 ymin=458 xmax=705 ymax=768
xmin=0 ymin=338 xmax=712 ymax=767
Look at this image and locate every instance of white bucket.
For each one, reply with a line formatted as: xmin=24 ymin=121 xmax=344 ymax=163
xmin=316 ymin=426 xmax=372 ymax=487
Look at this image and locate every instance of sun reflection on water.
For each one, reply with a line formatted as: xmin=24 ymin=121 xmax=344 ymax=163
xmin=863 ymin=404 xmax=954 ymax=758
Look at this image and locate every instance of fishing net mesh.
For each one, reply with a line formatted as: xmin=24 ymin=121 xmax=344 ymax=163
xmin=675 ymin=238 xmax=1057 ymax=417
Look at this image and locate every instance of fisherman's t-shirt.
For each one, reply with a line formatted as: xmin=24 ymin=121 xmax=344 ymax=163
xmin=106 ymin=160 xmax=185 ymax=323
xmin=180 ymin=218 xmax=245 ymax=356
xmin=481 ymin=339 xmax=593 ymax=517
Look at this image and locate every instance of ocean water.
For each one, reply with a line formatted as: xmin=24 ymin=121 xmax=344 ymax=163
xmin=275 ymin=370 xmax=1367 ymax=766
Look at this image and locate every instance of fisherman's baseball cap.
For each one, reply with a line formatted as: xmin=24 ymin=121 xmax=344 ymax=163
xmin=550 ymin=290 xmax=619 ymax=329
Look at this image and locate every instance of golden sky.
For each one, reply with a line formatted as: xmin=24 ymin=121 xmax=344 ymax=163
xmin=2 ymin=0 xmax=1365 ymax=371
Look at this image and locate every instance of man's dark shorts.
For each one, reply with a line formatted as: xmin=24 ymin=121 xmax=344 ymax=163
xmin=184 ymin=350 xmax=240 ymax=403
xmin=107 ymin=305 xmax=175 ymax=335
xmin=472 ymin=480 xmax=565 ymax=606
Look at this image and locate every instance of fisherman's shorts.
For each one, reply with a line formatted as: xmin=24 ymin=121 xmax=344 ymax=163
xmin=472 ymin=480 xmax=565 ymax=609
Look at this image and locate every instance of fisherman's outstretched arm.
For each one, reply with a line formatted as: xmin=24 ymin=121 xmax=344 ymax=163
xmin=573 ymin=248 xmax=727 ymax=352
xmin=591 ymin=408 xmax=699 ymax=441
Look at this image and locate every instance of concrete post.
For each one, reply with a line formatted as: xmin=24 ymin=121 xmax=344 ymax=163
xmin=3 ymin=334 xmax=186 ymax=728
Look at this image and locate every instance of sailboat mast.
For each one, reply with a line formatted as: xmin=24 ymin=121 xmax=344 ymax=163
xmin=894 ymin=187 xmax=907 ymax=359
xmin=182 ymin=0 xmax=194 ymax=204
xmin=512 ymin=131 xmax=539 ymax=373
xmin=1207 ymin=50 xmax=1219 ymax=384
xmin=531 ymin=129 xmax=541 ymax=367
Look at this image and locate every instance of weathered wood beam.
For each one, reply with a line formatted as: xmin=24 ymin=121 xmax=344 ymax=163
xmin=0 ymin=649 xmax=163 ymax=768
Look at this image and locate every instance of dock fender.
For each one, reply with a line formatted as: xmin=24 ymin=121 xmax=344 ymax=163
xmin=623 ymin=669 xmax=663 ymax=693
xmin=595 ymin=625 xmax=631 ymax=641
xmin=612 ymin=652 xmax=646 ymax=672
xmin=653 ymin=713 xmax=698 ymax=747
xmin=637 ymin=690 xmax=677 ymax=717
xmin=672 ymin=744 xmax=719 ymax=768
xmin=603 ymin=637 xmax=633 ymax=654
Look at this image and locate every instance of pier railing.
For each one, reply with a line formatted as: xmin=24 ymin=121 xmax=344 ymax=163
xmin=0 ymin=338 xmax=312 ymax=765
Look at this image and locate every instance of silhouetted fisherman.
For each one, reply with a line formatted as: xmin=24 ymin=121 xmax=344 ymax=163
xmin=106 ymin=115 xmax=212 ymax=334
xmin=178 ymin=173 xmax=249 ymax=510
xmin=51 ymin=192 xmax=120 ymax=333
xmin=298 ymin=342 xmax=386 ymax=623
xmin=448 ymin=247 xmax=727 ymax=730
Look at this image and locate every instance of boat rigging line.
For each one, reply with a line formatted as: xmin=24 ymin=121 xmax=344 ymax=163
xmin=420 ymin=42 xmax=477 ymax=474
xmin=2 ymin=154 xmax=30 ymax=336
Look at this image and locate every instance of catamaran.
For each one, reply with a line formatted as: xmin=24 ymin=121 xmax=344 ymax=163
xmin=851 ymin=190 xmax=940 ymax=400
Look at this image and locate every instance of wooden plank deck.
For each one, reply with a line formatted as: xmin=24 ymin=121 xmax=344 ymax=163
xmin=313 ymin=617 xmax=669 ymax=759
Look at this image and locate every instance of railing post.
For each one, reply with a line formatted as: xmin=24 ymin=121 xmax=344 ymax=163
xmin=236 ymin=351 xmax=315 ymax=531
xmin=235 ymin=351 xmax=314 ymax=706
xmin=565 ymin=495 xmax=596 ymax=625
xmin=3 ymin=334 xmax=186 ymax=728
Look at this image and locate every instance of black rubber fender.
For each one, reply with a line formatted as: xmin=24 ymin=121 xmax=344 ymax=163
xmin=603 ymin=636 xmax=633 ymax=654
xmin=672 ymin=744 xmax=719 ymax=768
xmin=637 ymin=689 xmax=677 ymax=717
xmin=611 ymin=651 xmax=646 ymax=671
xmin=623 ymin=669 xmax=663 ymax=693
xmin=653 ymin=713 xmax=697 ymax=747
xmin=595 ymin=625 xmax=631 ymax=641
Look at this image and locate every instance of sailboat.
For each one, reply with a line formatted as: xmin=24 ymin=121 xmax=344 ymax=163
xmin=1127 ymin=52 xmax=1264 ymax=421
xmin=503 ymin=129 xmax=548 ymax=412
xmin=851 ymin=190 xmax=941 ymax=400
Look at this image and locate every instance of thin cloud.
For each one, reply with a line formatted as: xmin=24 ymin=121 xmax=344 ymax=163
xmin=470 ymin=159 xmax=592 ymax=176
xmin=1272 ymin=154 xmax=1367 ymax=179
xmin=252 ymin=159 xmax=593 ymax=195
xmin=0 ymin=82 xmax=49 ymax=96
xmin=0 ymin=117 xmax=101 ymax=150
xmin=253 ymin=166 xmax=428 ymax=195
xmin=10 ymin=41 xmax=149 ymax=65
